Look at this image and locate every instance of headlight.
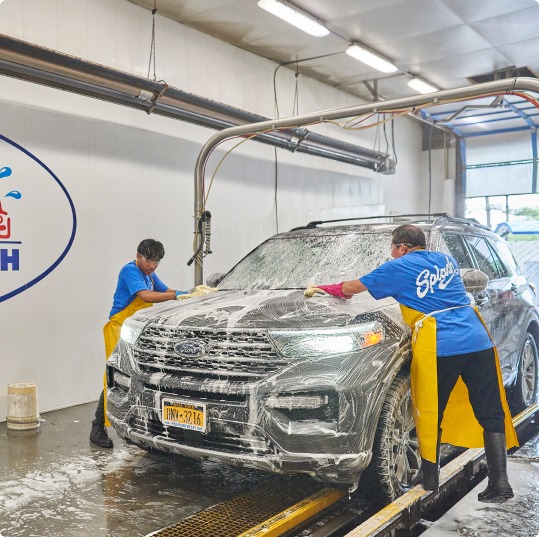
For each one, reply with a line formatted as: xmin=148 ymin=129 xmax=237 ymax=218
xmin=120 ymin=318 xmax=147 ymax=345
xmin=270 ymin=322 xmax=384 ymax=358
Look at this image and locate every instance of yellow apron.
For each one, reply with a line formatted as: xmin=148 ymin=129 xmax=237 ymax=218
xmin=400 ymin=304 xmax=518 ymax=463
xmin=102 ymin=296 xmax=152 ymax=426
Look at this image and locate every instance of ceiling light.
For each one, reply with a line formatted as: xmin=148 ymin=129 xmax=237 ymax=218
xmin=257 ymin=0 xmax=330 ymax=37
xmin=345 ymin=44 xmax=398 ymax=74
xmin=407 ymin=77 xmax=439 ymax=94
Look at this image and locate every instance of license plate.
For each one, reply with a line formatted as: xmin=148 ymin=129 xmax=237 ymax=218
xmin=161 ymin=399 xmax=206 ymax=432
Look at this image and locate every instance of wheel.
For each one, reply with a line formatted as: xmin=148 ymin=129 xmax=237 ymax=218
xmin=369 ymin=371 xmax=421 ymax=502
xmin=510 ymin=332 xmax=538 ymax=412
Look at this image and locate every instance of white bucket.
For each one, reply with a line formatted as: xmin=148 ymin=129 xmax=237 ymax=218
xmin=7 ymin=383 xmax=40 ymax=431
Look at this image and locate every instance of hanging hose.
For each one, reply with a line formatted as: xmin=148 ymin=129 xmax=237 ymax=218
xmin=204 ymin=213 xmax=212 ymax=256
xmin=187 ymin=211 xmax=212 ymax=266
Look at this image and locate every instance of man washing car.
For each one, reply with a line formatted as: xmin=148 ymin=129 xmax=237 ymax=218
xmin=306 ymin=223 xmax=517 ymax=503
xmin=90 ymin=239 xmax=187 ymax=448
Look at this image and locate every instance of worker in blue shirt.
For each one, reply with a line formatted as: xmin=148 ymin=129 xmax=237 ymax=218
xmin=90 ymin=239 xmax=186 ymax=448
xmin=308 ymin=224 xmax=517 ymax=503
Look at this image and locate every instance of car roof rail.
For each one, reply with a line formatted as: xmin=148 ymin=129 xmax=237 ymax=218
xmin=433 ymin=214 xmax=492 ymax=231
xmin=299 ymin=213 xmax=451 ymax=229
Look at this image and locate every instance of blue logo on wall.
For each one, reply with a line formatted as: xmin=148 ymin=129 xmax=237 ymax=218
xmin=0 ymin=133 xmax=77 ymax=302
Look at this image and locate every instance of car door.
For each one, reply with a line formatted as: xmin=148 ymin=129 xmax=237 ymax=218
xmin=488 ymin=237 xmax=536 ymax=379
xmin=437 ymin=232 xmax=511 ymax=381
xmin=461 ymin=234 xmax=517 ymax=381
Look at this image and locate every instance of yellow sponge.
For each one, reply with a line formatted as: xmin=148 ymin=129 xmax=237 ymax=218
xmin=176 ymin=284 xmax=219 ymax=300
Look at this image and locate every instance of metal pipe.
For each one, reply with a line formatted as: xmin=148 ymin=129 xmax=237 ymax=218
xmin=0 ymin=34 xmax=388 ymax=170
xmin=193 ymin=77 xmax=539 ymax=284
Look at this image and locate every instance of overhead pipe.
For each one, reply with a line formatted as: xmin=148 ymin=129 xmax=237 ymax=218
xmin=0 ymin=34 xmax=388 ymax=170
xmin=194 ymin=77 xmax=539 ymax=284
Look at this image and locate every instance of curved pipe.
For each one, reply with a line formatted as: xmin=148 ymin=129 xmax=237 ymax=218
xmin=194 ymin=77 xmax=539 ymax=284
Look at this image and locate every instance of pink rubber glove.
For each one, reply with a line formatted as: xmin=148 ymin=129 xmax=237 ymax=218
xmin=317 ymin=282 xmax=352 ymax=299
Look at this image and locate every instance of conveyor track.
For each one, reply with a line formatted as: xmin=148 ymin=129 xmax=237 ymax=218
xmin=343 ymin=402 xmax=539 ymax=537
xmin=146 ymin=403 xmax=538 ymax=537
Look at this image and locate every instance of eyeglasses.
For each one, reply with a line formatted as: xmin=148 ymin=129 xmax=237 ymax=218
xmin=139 ymin=254 xmax=160 ymax=267
xmin=391 ymin=242 xmax=414 ymax=250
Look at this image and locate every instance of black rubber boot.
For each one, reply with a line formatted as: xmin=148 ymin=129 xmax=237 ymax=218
xmin=420 ymin=431 xmax=442 ymax=492
xmin=90 ymin=419 xmax=113 ymax=448
xmin=478 ymin=432 xmax=513 ymax=503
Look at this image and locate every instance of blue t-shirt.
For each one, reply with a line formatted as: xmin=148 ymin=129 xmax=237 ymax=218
xmin=109 ymin=260 xmax=168 ymax=318
xmin=359 ymin=250 xmax=492 ymax=356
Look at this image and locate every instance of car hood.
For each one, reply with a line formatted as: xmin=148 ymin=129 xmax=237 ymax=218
xmin=131 ymin=289 xmax=401 ymax=330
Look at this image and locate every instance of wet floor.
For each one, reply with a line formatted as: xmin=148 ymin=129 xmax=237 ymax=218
xmin=4 ymin=403 xmax=539 ymax=537
xmin=422 ymin=431 xmax=539 ymax=536
xmin=0 ymin=403 xmax=275 ymax=537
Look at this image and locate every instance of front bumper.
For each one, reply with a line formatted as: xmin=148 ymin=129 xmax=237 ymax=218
xmin=108 ymin=404 xmax=371 ymax=483
xmin=106 ymin=327 xmax=402 ymax=484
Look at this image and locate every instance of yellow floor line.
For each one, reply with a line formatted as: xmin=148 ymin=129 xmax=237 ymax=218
xmin=238 ymin=487 xmax=346 ymax=537
xmin=343 ymin=403 xmax=539 ymax=537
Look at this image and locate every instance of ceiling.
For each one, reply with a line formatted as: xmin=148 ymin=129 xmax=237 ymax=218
xmin=127 ymin=0 xmax=539 ymax=136
xmin=128 ymin=0 xmax=539 ymax=102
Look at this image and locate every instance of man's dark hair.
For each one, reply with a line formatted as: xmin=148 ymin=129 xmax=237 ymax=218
xmin=137 ymin=239 xmax=165 ymax=261
xmin=392 ymin=224 xmax=426 ymax=249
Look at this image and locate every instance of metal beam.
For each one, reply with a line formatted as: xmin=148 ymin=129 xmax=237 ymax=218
xmin=193 ymin=78 xmax=539 ymax=284
xmin=0 ymin=34 xmax=389 ymax=170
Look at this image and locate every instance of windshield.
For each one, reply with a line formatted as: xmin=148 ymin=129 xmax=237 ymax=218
xmin=220 ymin=231 xmax=393 ymax=290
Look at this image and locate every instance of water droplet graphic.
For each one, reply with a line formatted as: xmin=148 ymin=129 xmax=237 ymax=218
xmin=5 ymin=190 xmax=21 ymax=199
xmin=0 ymin=166 xmax=12 ymax=179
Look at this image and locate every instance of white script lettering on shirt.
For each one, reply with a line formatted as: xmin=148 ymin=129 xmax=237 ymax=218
xmin=416 ymin=256 xmax=458 ymax=298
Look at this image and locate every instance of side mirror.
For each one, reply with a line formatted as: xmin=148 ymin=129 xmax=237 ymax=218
xmin=461 ymin=268 xmax=489 ymax=292
xmin=206 ymin=272 xmax=226 ymax=288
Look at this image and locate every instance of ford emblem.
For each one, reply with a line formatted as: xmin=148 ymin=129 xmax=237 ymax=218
xmin=174 ymin=339 xmax=207 ymax=358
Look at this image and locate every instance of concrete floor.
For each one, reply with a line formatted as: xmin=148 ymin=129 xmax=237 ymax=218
xmin=4 ymin=403 xmax=539 ymax=537
xmin=0 ymin=402 xmax=271 ymax=537
xmin=422 ymin=431 xmax=539 ymax=536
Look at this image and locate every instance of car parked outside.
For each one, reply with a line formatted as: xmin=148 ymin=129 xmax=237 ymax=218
xmin=106 ymin=214 xmax=539 ymax=501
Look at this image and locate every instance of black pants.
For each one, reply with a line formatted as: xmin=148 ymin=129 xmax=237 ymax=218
xmin=437 ymin=347 xmax=505 ymax=434
xmin=94 ymin=390 xmax=105 ymax=425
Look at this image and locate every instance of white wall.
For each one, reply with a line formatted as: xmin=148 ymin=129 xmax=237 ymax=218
xmin=0 ymin=0 xmax=432 ymax=420
xmin=420 ymin=142 xmax=458 ymax=215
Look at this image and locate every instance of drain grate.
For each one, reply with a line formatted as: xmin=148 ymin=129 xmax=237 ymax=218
xmin=146 ymin=476 xmax=344 ymax=537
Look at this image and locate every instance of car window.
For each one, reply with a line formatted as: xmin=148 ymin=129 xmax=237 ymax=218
xmin=463 ymin=235 xmax=506 ymax=280
xmin=492 ymin=239 xmax=518 ymax=276
xmin=439 ymin=233 xmax=474 ymax=269
xmin=220 ymin=232 xmax=393 ymax=290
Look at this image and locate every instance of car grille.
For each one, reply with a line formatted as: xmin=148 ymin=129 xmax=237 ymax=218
xmin=129 ymin=414 xmax=271 ymax=455
xmin=134 ymin=325 xmax=288 ymax=381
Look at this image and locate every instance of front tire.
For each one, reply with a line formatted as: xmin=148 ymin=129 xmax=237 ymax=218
xmin=510 ymin=332 xmax=538 ymax=412
xmin=369 ymin=371 xmax=421 ymax=501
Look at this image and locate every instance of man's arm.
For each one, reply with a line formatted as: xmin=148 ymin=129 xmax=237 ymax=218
xmin=342 ymin=279 xmax=368 ymax=296
xmin=306 ymin=279 xmax=369 ymax=299
xmin=136 ymin=289 xmax=178 ymax=303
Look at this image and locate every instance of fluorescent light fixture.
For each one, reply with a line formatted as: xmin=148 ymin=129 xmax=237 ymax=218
xmin=345 ymin=44 xmax=398 ymax=74
xmin=407 ymin=77 xmax=439 ymax=94
xmin=258 ymin=0 xmax=330 ymax=37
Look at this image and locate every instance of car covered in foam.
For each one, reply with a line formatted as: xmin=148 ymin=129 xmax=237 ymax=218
xmin=106 ymin=214 xmax=539 ymax=500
